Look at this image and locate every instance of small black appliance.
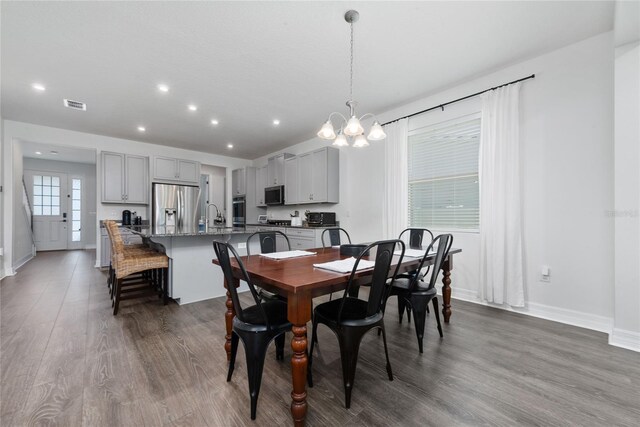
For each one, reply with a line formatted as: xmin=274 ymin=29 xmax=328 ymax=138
xmin=122 ymin=210 xmax=132 ymax=226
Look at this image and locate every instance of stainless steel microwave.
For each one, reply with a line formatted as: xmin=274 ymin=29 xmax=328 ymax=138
xmin=265 ymin=185 xmax=285 ymax=205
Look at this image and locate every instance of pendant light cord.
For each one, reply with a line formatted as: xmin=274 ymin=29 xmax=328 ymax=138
xmin=349 ymin=21 xmax=354 ymax=102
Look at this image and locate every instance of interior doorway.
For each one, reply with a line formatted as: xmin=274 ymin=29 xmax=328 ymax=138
xmin=21 ymin=141 xmax=97 ymax=252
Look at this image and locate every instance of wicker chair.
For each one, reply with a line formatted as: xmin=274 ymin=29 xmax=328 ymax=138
xmin=105 ymin=221 xmax=169 ymax=315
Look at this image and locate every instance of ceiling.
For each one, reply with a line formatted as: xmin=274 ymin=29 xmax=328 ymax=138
xmin=21 ymin=140 xmax=96 ymax=164
xmin=1 ymin=1 xmax=614 ymax=159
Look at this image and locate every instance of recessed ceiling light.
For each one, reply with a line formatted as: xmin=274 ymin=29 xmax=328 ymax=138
xmin=35 ymin=151 xmax=42 ymax=155
xmin=227 ymin=143 xmax=233 ymax=149
xmin=157 ymin=84 xmax=169 ymax=93
xmin=50 ymin=151 xmax=58 ymax=155
xmin=188 ymin=104 xmax=198 ymax=112
xmin=211 ymin=119 xmax=219 ymax=126
xmin=31 ymin=83 xmax=46 ymax=91
xmin=137 ymin=126 xmax=146 ymax=132
xmin=273 ymin=119 xmax=281 ymax=126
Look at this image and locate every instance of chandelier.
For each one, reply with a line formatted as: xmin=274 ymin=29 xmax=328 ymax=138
xmin=317 ymin=10 xmax=386 ymax=148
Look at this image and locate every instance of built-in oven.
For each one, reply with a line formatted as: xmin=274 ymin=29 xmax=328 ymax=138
xmin=265 ymin=185 xmax=285 ymax=206
xmin=232 ymin=196 xmax=246 ymax=227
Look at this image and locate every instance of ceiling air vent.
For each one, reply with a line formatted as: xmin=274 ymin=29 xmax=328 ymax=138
xmin=63 ymin=99 xmax=87 ymax=111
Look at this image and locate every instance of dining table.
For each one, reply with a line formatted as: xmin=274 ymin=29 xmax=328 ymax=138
xmin=212 ymin=245 xmax=461 ymax=426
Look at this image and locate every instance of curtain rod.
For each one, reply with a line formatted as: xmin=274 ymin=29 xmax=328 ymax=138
xmin=381 ymin=74 xmax=535 ymax=126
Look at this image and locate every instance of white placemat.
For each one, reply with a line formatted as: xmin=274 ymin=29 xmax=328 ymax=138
xmin=259 ymin=250 xmax=316 ymax=260
xmin=394 ymin=249 xmax=436 ymax=258
xmin=313 ymin=257 xmax=375 ymax=273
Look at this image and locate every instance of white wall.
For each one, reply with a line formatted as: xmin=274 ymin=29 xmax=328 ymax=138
xmin=0 ymin=116 xmax=4 ymax=278
xmin=255 ymin=31 xmax=616 ymax=334
xmin=23 ymin=157 xmax=97 ymax=249
xmin=200 ymin=163 xmax=226 ymax=220
xmin=612 ymin=41 xmax=640 ymax=350
xmin=2 ymin=121 xmax=252 ymax=273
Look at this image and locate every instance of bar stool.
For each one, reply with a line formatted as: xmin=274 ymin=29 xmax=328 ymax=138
xmin=105 ymin=221 xmax=169 ymax=315
xmin=104 ymin=220 xmax=149 ymax=297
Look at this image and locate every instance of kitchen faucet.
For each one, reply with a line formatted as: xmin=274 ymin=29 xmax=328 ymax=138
xmin=207 ymin=203 xmax=225 ymax=228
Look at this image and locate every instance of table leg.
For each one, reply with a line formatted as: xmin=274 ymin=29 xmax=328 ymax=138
xmin=223 ymin=277 xmax=239 ymax=362
xmin=441 ymin=258 xmax=452 ymax=323
xmin=291 ymin=324 xmax=308 ymax=426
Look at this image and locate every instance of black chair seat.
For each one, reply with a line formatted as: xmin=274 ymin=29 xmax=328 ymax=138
xmin=390 ymin=278 xmax=436 ymax=294
xmin=237 ymin=300 xmax=291 ymax=331
xmin=314 ymin=297 xmax=383 ymax=327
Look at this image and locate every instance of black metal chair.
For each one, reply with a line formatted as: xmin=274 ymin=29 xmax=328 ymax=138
xmin=307 ymin=239 xmax=405 ymax=409
xmin=246 ymin=231 xmax=291 ymax=301
xmin=246 ymin=230 xmax=291 ymax=255
xmin=395 ymin=228 xmax=434 ymax=322
xmin=321 ymin=227 xmax=352 ymax=247
xmin=213 ymin=240 xmax=291 ymax=420
xmin=382 ymin=234 xmax=453 ymax=353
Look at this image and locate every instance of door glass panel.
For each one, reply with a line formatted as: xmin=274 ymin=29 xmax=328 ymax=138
xmin=32 ymin=175 xmax=62 ymax=217
xmin=71 ymin=178 xmax=81 ymax=242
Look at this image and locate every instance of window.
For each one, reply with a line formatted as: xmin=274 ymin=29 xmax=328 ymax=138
xmin=408 ymin=114 xmax=480 ymax=230
xmin=33 ymin=175 xmax=60 ymax=216
xmin=71 ymin=178 xmax=82 ymax=242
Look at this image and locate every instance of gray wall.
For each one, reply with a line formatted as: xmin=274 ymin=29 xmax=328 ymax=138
xmin=23 ymin=157 xmax=97 ymax=249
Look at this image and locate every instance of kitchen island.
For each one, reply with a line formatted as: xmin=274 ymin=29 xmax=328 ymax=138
xmin=128 ymin=225 xmax=275 ymax=304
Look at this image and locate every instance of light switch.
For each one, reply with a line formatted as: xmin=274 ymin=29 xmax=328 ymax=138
xmin=541 ymin=265 xmax=551 ymax=282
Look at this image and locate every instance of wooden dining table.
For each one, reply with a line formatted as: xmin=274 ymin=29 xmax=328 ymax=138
xmin=212 ymin=246 xmax=461 ymax=426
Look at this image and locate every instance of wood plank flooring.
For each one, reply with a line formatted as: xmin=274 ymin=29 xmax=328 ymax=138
xmin=1 ymin=250 xmax=639 ymax=426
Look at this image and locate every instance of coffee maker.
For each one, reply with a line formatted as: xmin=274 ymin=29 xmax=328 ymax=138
xmin=122 ymin=210 xmax=132 ymax=226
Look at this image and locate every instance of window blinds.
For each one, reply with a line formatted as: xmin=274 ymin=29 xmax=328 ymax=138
xmin=408 ymin=115 xmax=480 ymax=230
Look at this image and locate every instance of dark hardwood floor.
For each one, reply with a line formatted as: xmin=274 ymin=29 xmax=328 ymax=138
xmin=1 ymin=250 xmax=639 ymax=426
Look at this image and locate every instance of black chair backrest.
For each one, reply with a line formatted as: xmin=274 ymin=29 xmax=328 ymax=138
xmin=321 ymin=227 xmax=352 ymax=247
xmin=338 ymin=239 xmax=405 ymax=321
xmin=212 ymin=240 xmax=271 ymax=328
xmin=398 ymin=228 xmax=434 ymax=250
xmin=246 ymin=230 xmax=291 ymax=256
xmin=409 ymin=234 xmax=453 ymax=292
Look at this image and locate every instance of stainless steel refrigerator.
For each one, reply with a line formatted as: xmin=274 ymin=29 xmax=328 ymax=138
xmin=152 ymin=183 xmax=201 ymax=234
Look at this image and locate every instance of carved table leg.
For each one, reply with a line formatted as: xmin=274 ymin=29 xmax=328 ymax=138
xmin=441 ymin=257 xmax=452 ymax=323
xmin=291 ymin=324 xmax=308 ymax=426
xmin=223 ymin=277 xmax=239 ymax=362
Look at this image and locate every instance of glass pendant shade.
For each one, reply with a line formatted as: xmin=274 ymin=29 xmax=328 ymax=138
xmin=317 ymin=120 xmax=336 ymax=140
xmin=332 ymin=132 xmax=349 ymax=147
xmin=353 ymin=134 xmax=369 ymax=148
xmin=344 ymin=116 xmax=364 ymax=136
xmin=367 ymin=121 xmax=387 ymax=140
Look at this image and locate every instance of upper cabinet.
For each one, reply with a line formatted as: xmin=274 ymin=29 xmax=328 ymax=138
xmin=295 ymin=147 xmax=339 ymax=204
xmin=152 ymin=156 xmax=200 ymax=184
xmin=232 ymin=168 xmax=246 ymax=196
xmin=284 ymin=157 xmax=299 ymax=205
xmin=267 ymin=153 xmax=294 ymax=187
xmin=255 ymin=165 xmax=267 ymax=207
xmin=101 ymin=152 xmax=149 ymax=204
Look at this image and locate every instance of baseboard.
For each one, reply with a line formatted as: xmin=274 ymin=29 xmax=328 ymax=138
xmin=0 ymin=268 xmax=5 ymax=280
xmin=85 ymin=244 xmax=96 ymax=250
xmin=13 ymin=253 xmax=34 ymax=271
xmin=609 ymin=328 xmax=640 ymax=352
xmin=445 ymin=287 xmax=613 ymax=334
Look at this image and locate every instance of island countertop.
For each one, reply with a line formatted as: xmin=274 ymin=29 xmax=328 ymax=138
xmin=125 ymin=225 xmax=278 ymax=238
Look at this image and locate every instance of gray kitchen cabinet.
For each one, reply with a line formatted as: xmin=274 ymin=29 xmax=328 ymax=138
xmin=286 ymin=227 xmax=323 ymax=249
xmin=284 ymin=157 xmax=299 ymax=205
xmin=153 ymin=156 xmax=200 ymax=184
xmin=232 ymin=168 xmax=246 ymax=196
xmin=267 ymin=153 xmax=294 ymax=187
xmin=101 ymin=152 xmax=149 ymax=204
xmin=255 ymin=165 xmax=267 ymax=207
xmin=100 ymin=233 xmax=110 ymax=267
xmin=296 ymin=147 xmax=339 ymax=204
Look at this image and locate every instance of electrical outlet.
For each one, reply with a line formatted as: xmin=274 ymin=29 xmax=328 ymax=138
xmin=238 ymin=242 xmax=247 ymax=249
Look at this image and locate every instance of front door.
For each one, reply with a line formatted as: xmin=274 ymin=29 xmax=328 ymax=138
xmin=25 ymin=170 xmax=69 ymax=251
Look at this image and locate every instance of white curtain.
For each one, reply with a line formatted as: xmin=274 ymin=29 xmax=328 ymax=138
xmin=479 ymin=83 xmax=525 ymax=307
xmin=382 ymin=118 xmax=408 ymax=239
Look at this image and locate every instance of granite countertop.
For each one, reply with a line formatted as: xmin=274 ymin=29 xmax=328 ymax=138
xmin=125 ymin=225 xmax=277 ymax=238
